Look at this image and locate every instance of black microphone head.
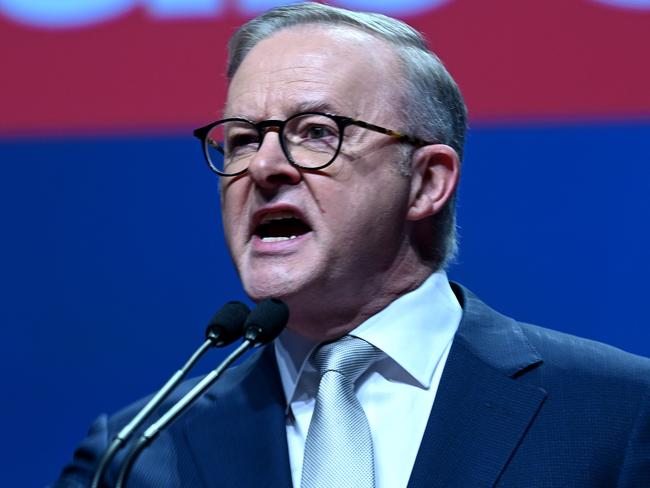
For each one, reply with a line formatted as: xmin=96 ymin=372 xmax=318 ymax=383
xmin=205 ymin=301 xmax=250 ymax=347
xmin=243 ymin=298 xmax=289 ymax=345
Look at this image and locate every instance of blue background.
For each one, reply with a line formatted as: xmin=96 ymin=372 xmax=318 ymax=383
xmin=1 ymin=120 xmax=649 ymax=486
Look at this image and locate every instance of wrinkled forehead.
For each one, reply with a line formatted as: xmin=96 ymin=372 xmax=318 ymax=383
xmin=229 ymin=23 xmax=396 ymax=79
xmin=224 ymin=24 xmax=405 ymax=122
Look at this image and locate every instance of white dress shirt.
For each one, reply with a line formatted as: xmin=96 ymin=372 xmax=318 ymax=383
xmin=274 ymin=271 xmax=462 ymax=488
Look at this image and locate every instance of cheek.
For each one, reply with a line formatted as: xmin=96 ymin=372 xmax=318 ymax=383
xmin=220 ymin=187 xmax=245 ymax=243
xmin=349 ymin=173 xmax=408 ymax=218
xmin=325 ymin=179 xmax=407 ymax=252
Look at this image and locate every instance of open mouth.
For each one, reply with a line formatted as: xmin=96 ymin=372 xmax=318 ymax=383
xmin=254 ymin=212 xmax=312 ymax=242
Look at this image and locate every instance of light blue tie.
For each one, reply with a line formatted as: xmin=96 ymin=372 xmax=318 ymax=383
xmin=301 ymin=335 xmax=382 ymax=488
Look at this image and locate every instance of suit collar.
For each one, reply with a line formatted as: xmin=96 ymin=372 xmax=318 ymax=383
xmin=181 ymin=346 xmax=292 ymax=488
xmin=408 ymin=283 xmax=547 ymax=487
xmin=451 ymin=283 xmax=543 ymax=376
xmin=179 ymin=284 xmax=548 ymax=488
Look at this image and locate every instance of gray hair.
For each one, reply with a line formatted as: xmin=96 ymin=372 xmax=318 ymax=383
xmin=226 ymin=2 xmax=467 ymax=269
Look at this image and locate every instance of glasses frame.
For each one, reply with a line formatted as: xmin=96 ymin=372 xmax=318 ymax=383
xmin=193 ymin=111 xmax=439 ymax=177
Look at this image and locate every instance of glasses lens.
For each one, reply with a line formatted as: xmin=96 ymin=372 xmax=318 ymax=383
xmin=205 ymin=120 xmax=260 ymax=175
xmin=284 ymin=113 xmax=341 ymax=168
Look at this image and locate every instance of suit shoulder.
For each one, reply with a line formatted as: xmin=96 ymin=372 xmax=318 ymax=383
xmin=106 ymin=346 xmax=270 ymax=430
xmin=518 ymin=321 xmax=650 ymax=390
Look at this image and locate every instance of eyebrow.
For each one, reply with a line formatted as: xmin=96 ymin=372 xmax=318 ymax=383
xmin=292 ymin=100 xmax=342 ymax=115
xmin=224 ymin=99 xmax=346 ymax=121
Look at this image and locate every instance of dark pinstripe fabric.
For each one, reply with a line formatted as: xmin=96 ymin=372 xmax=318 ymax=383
xmin=53 ymin=284 xmax=650 ymax=487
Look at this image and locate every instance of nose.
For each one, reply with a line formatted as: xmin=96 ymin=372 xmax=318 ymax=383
xmin=247 ymin=130 xmax=302 ymax=190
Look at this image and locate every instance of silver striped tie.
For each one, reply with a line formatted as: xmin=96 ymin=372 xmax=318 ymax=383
xmin=301 ymin=335 xmax=382 ymax=488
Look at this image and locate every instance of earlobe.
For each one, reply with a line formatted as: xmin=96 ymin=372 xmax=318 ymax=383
xmin=406 ymin=144 xmax=460 ymax=221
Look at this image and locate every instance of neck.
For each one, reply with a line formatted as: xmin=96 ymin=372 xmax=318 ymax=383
xmin=285 ymin=262 xmax=433 ymax=342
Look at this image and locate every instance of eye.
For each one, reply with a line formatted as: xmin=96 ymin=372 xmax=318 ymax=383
xmin=227 ymin=132 xmax=258 ymax=149
xmin=305 ymin=125 xmax=335 ymax=140
xmin=223 ymin=125 xmax=260 ymax=156
xmin=287 ymin=114 xmax=340 ymax=145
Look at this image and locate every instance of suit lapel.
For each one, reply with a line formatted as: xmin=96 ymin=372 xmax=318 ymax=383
xmin=408 ymin=285 xmax=548 ymax=487
xmin=178 ymin=285 xmax=547 ymax=488
xmin=181 ymin=346 xmax=292 ymax=488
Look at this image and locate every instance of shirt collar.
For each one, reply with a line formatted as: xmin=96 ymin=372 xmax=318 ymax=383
xmin=274 ymin=271 xmax=462 ymax=407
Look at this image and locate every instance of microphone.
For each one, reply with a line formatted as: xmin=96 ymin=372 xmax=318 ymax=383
xmin=115 ymin=298 xmax=289 ymax=488
xmin=90 ymin=301 xmax=250 ymax=488
xmin=243 ymin=298 xmax=291 ymax=343
xmin=205 ymin=301 xmax=252 ymax=346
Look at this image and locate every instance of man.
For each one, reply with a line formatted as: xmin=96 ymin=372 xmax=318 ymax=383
xmin=55 ymin=3 xmax=650 ymax=487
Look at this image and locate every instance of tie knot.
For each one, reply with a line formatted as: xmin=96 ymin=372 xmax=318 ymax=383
xmin=310 ymin=335 xmax=382 ymax=384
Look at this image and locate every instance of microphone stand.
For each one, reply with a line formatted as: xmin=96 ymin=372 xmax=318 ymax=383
xmin=91 ymin=337 xmax=214 ymax=488
xmin=114 ymin=298 xmax=289 ymax=487
xmin=91 ymin=300 xmax=250 ymax=488
xmin=115 ymin=339 xmax=254 ymax=488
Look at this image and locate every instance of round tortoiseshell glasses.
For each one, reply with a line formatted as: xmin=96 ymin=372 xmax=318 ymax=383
xmin=193 ymin=111 xmax=438 ymax=177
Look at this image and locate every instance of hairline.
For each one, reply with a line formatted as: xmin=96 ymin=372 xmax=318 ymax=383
xmin=226 ymin=22 xmax=411 ymax=124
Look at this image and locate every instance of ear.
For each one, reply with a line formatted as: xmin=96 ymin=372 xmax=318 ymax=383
xmin=406 ymin=144 xmax=460 ymax=221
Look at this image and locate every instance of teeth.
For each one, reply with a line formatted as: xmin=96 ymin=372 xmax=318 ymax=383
xmin=261 ymin=235 xmax=299 ymax=242
xmin=259 ymin=211 xmax=297 ymax=224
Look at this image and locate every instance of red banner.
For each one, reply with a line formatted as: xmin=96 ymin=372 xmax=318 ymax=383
xmin=1 ymin=0 xmax=649 ymax=136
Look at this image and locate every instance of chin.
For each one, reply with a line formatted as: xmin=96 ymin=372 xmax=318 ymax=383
xmin=241 ymin=269 xmax=303 ymax=303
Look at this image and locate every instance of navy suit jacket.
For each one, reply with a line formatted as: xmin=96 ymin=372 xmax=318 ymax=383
xmin=54 ymin=284 xmax=650 ymax=487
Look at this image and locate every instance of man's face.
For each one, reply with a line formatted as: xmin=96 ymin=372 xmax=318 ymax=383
xmin=221 ymin=26 xmax=419 ymax=334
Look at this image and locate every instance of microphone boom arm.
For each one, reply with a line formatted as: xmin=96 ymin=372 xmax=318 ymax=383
xmin=115 ymin=339 xmax=254 ymax=488
xmin=90 ymin=338 xmax=213 ymax=488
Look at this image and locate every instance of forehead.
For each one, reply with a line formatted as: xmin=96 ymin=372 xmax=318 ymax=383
xmin=225 ymin=25 xmax=403 ymax=120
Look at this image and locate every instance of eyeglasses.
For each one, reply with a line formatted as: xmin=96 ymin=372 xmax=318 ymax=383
xmin=193 ymin=111 xmax=438 ymax=177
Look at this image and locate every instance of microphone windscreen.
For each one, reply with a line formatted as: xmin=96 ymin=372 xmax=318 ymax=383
xmin=244 ymin=298 xmax=289 ymax=345
xmin=205 ymin=301 xmax=251 ymax=346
